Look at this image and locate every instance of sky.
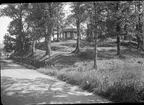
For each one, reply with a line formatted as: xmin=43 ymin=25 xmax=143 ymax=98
xmin=0 ymin=3 xmax=71 ymax=44
xmin=63 ymin=2 xmax=72 ymax=17
xmin=0 ymin=4 xmax=12 ymax=44
xmin=0 ymin=17 xmax=12 ymax=43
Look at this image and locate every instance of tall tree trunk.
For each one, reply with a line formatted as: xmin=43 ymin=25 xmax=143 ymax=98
xmin=137 ymin=1 xmax=142 ymax=49
xmin=57 ymin=26 xmax=59 ymax=41
xmin=90 ymin=14 xmax=93 ymax=42
xmin=45 ymin=24 xmax=52 ymax=57
xmin=72 ymin=16 xmax=80 ymax=54
xmin=117 ymin=32 xmax=121 ymax=55
xmin=124 ymin=24 xmax=127 ymax=40
xmin=94 ymin=30 xmax=98 ymax=69
xmin=16 ymin=36 xmax=22 ymax=53
xmin=93 ymin=2 xmax=98 ymax=70
xmin=143 ymin=1 xmax=144 ymax=49
xmin=16 ymin=6 xmax=23 ymax=54
xmin=129 ymin=32 xmax=132 ymax=51
xmin=45 ymin=34 xmax=51 ymax=57
xmin=137 ymin=14 xmax=141 ymax=49
xmin=45 ymin=23 xmax=52 ymax=56
xmin=45 ymin=3 xmax=52 ymax=56
xmin=76 ymin=19 xmax=80 ymax=52
xmin=124 ymin=34 xmax=127 ymax=40
xmin=137 ymin=34 xmax=140 ymax=49
xmin=20 ymin=4 xmax=24 ymax=52
xmin=116 ymin=2 xmax=121 ymax=55
xmin=72 ymin=3 xmax=81 ymax=54
xmin=32 ymin=40 xmax=36 ymax=54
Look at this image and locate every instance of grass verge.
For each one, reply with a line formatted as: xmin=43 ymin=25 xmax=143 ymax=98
xmin=10 ymin=40 xmax=144 ymax=102
xmin=37 ymin=64 xmax=144 ymax=102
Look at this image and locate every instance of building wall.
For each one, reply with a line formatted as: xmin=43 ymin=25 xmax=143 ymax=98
xmin=62 ymin=31 xmax=77 ymax=40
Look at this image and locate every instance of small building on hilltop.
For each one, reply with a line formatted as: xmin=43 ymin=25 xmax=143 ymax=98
xmin=51 ymin=27 xmax=77 ymax=41
xmin=61 ymin=27 xmax=77 ymax=40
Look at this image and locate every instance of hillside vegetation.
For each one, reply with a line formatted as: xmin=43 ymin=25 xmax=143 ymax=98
xmin=11 ymin=39 xmax=144 ymax=102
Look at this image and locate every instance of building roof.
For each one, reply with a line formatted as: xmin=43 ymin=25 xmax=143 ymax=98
xmin=62 ymin=28 xmax=77 ymax=32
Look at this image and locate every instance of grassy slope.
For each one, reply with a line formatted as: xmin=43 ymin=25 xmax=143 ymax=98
xmin=12 ymin=39 xmax=144 ymax=102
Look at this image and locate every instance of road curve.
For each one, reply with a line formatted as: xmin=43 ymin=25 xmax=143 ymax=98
xmin=1 ymin=58 xmax=111 ymax=105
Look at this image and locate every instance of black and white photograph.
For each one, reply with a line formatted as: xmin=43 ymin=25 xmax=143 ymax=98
xmin=0 ymin=1 xmax=144 ymax=104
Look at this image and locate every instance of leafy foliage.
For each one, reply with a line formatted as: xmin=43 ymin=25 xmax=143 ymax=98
xmin=3 ymin=33 xmax=15 ymax=52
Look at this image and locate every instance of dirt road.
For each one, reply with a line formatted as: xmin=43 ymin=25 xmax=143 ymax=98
xmin=1 ymin=58 xmax=111 ymax=105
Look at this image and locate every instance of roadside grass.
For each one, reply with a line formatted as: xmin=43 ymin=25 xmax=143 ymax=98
xmin=37 ymin=64 xmax=144 ymax=102
xmin=10 ymin=39 xmax=144 ymax=102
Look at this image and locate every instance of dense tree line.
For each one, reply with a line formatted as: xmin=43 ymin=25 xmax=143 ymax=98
xmin=0 ymin=1 xmax=144 ymax=70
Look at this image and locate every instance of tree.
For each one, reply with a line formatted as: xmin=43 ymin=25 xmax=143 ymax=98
xmin=93 ymin=2 xmax=98 ymax=69
xmin=41 ymin=3 xmax=63 ymax=56
xmin=118 ymin=1 xmax=143 ymax=50
xmin=107 ymin=1 xmax=126 ymax=55
xmin=53 ymin=3 xmax=65 ymax=41
xmin=127 ymin=1 xmax=143 ymax=50
xmin=143 ymin=1 xmax=144 ymax=49
xmin=135 ymin=1 xmax=141 ymax=49
xmin=25 ymin=3 xmax=46 ymax=54
xmin=0 ymin=4 xmax=30 ymax=54
xmin=85 ymin=3 xmax=94 ymax=43
xmin=115 ymin=2 xmax=121 ymax=55
xmin=44 ymin=3 xmax=62 ymax=56
xmin=25 ymin=3 xmax=63 ymax=56
xmin=67 ymin=2 xmax=88 ymax=54
xmin=122 ymin=2 xmax=133 ymax=50
xmin=136 ymin=1 xmax=143 ymax=49
xmin=93 ymin=1 xmax=107 ymax=69
xmin=3 ymin=33 xmax=16 ymax=53
xmin=69 ymin=2 xmax=81 ymax=54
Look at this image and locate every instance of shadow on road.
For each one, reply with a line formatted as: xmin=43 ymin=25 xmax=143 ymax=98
xmin=0 ymin=59 xmax=25 ymax=70
xmin=1 ymin=58 xmax=111 ymax=105
xmin=1 ymin=75 xmax=110 ymax=105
